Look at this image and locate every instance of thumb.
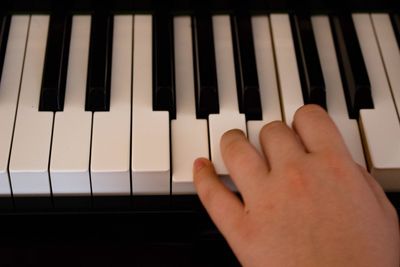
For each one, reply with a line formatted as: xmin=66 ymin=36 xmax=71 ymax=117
xmin=193 ymin=158 xmax=244 ymax=236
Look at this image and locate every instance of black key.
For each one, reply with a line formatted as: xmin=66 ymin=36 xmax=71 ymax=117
xmin=231 ymin=14 xmax=262 ymax=120
xmin=391 ymin=14 xmax=400 ymax=48
xmin=153 ymin=14 xmax=176 ymax=119
xmin=0 ymin=15 xmax=10 ymax=81
xmin=192 ymin=15 xmax=219 ymax=119
xmin=291 ymin=14 xmax=326 ymax=109
xmin=39 ymin=14 xmax=72 ymax=111
xmin=331 ymin=15 xmax=374 ymax=119
xmin=85 ymin=14 xmax=113 ymax=112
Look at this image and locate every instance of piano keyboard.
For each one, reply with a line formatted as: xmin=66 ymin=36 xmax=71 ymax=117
xmin=0 ymin=13 xmax=400 ymax=199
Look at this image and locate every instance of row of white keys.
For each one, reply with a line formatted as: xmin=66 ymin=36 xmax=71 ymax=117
xmin=354 ymin=14 xmax=400 ymax=189
xmin=209 ymin=15 xmax=247 ymax=181
xmin=0 ymin=16 xmax=29 ymax=196
xmin=247 ymin=16 xmax=282 ymax=154
xmin=50 ymin=16 xmax=92 ymax=196
xmin=371 ymin=14 xmax=400 ymax=121
xmin=171 ymin=17 xmax=209 ymax=194
xmin=90 ymin=15 xmax=132 ymax=196
xmin=132 ymin=15 xmax=170 ymax=194
xmin=270 ymin=14 xmax=304 ymax=126
xmin=311 ymin=16 xmax=366 ymax=167
xmin=9 ymin=16 xmax=51 ymax=196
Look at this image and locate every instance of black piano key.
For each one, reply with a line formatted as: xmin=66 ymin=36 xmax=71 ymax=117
xmin=192 ymin=15 xmax=219 ymax=119
xmin=290 ymin=14 xmax=327 ymax=109
xmin=231 ymin=14 xmax=262 ymax=120
xmin=39 ymin=14 xmax=72 ymax=111
xmin=331 ymin=15 xmax=374 ymax=119
xmin=391 ymin=14 xmax=400 ymax=48
xmin=153 ymin=14 xmax=176 ymax=119
xmin=85 ymin=14 xmax=113 ymax=112
xmin=0 ymin=15 xmax=10 ymax=81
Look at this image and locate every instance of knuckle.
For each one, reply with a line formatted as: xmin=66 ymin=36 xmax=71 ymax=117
xmin=277 ymin=162 xmax=311 ymax=196
xmin=319 ymin=151 xmax=343 ymax=166
xmin=287 ymin=168 xmax=307 ymax=188
xmin=317 ymin=151 xmax=351 ymax=177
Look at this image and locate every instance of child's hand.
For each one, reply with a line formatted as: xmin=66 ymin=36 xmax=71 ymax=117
xmin=194 ymin=105 xmax=399 ymax=267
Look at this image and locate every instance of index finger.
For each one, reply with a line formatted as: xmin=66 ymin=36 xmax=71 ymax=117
xmin=292 ymin=105 xmax=352 ymax=157
xmin=220 ymin=129 xmax=270 ymax=200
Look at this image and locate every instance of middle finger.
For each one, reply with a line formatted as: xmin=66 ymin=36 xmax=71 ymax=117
xmin=259 ymin=121 xmax=306 ymax=169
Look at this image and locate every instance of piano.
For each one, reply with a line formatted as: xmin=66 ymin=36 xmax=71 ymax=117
xmin=0 ymin=0 xmax=399 ymax=265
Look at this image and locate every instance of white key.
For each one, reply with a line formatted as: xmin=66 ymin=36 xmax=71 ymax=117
xmin=209 ymin=15 xmax=247 ymax=177
xmin=90 ymin=16 xmax=132 ymax=196
xmin=247 ymin=16 xmax=282 ymax=154
xmin=9 ymin=16 xmax=52 ymax=196
xmin=371 ymin=14 xmax=400 ymax=120
xmin=132 ymin=15 xmax=170 ymax=194
xmin=50 ymin=16 xmax=92 ymax=196
xmin=353 ymin=14 xmax=400 ymax=190
xmin=0 ymin=16 xmax=29 ymax=196
xmin=171 ymin=17 xmax=209 ymax=194
xmin=311 ymin=16 xmax=366 ymax=167
xmin=270 ymin=14 xmax=304 ymax=126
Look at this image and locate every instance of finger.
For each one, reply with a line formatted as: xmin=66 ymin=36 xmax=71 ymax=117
xmin=292 ymin=105 xmax=352 ymax=157
xmin=193 ymin=158 xmax=245 ymax=236
xmin=220 ymin=129 xmax=270 ymax=198
xmin=259 ymin=121 xmax=306 ymax=169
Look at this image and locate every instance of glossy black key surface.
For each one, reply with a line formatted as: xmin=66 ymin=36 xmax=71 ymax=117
xmin=231 ymin=14 xmax=262 ymax=120
xmin=391 ymin=14 xmax=400 ymax=48
xmin=291 ymin=15 xmax=326 ymax=109
xmin=331 ymin=15 xmax=374 ymax=119
xmin=153 ymin=14 xmax=176 ymax=119
xmin=39 ymin=14 xmax=72 ymax=111
xmin=0 ymin=15 xmax=10 ymax=81
xmin=85 ymin=14 xmax=113 ymax=112
xmin=192 ymin=15 xmax=219 ymax=119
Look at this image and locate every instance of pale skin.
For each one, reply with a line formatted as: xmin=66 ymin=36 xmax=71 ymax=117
xmin=193 ymin=104 xmax=400 ymax=267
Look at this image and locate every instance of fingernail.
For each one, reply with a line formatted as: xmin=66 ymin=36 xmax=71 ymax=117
xmin=193 ymin=158 xmax=207 ymax=173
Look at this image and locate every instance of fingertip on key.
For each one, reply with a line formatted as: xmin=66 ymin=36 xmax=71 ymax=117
xmin=193 ymin=157 xmax=209 ymax=174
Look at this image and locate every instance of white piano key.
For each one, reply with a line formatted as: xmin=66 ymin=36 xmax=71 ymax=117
xmin=171 ymin=17 xmax=209 ymax=194
xmin=311 ymin=16 xmax=366 ymax=167
xmin=247 ymin=16 xmax=282 ymax=154
xmin=9 ymin=16 xmax=52 ymax=196
xmin=132 ymin=15 xmax=170 ymax=194
xmin=353 ymin=14 xmax=400 ymax=190
xmin=0 ymin=16 xmax=29 ymax=196
xmin=50 ymin=16 xmax=92 ymax=196
xmin=270 ymin=14 xmax=304 ymax=126
xmin=371 ymin=14 xmax=400 ymax=121
xmin=90 ymin=15 xmax=132 ymax=196
xmin=209 ymin=15 xmax=247 ymax=177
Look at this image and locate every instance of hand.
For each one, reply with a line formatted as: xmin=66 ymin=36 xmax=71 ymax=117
xmin=193 ymin=105 xmax=399 ymax=267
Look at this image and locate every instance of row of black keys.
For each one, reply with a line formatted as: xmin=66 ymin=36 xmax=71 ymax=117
xmin=0 ymin=13 xmax=399 ymax=120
